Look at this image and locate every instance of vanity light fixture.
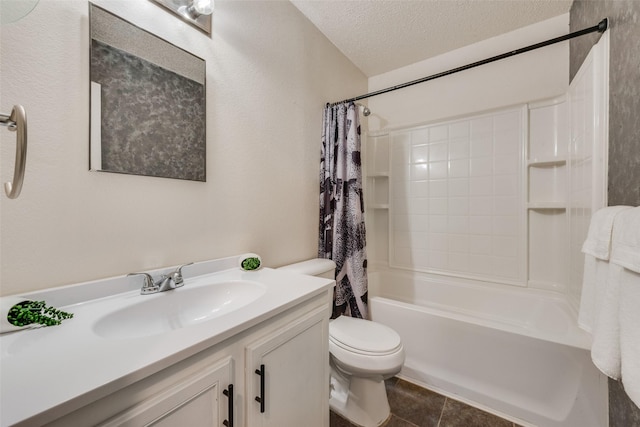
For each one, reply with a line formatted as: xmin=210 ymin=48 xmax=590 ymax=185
xmin=149 ymin=0 xmax=213 ymax=34
xmin=183 ymin=0 xmax=213 ymax=19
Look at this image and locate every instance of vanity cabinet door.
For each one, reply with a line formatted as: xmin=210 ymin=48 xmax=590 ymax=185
xmin=98 ymin=357 xmax=234 ymax=427
xmin=245 ymin=306 xmax=329 ymax=427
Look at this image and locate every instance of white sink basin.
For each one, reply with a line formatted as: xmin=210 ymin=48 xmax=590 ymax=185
xmin=93 ymin=280 xmax=266 ymax=339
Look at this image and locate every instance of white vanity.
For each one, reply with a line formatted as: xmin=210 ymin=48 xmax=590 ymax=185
xmin=0 ymin=256 xmax=334 ymax=427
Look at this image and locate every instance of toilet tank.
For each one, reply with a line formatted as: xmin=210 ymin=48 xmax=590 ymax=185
xmin=277 ymin=258 xmax=336 ymax=279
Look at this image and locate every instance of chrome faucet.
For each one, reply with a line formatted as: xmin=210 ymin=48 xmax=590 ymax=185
xmin=128 ymin=262 xmax=194 ymax=295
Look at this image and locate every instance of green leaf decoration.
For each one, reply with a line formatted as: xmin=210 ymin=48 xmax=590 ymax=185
xmin=241 ymin=257 xmax=261 ymax=271
xmin=7 ymin=300 xmax=74 ymax=328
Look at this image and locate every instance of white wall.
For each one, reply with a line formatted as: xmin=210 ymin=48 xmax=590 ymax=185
xmin=0 ymin=0 xmax=366 ymax=295
xmin=367 ymin=14 xmax=570 ymax=131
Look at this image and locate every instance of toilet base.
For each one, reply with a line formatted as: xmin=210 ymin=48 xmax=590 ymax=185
xmin=329 ymin=370 xmax=391 ymax=427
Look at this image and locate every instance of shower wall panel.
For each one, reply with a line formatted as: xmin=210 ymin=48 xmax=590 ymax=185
xmin=388 ymin=108 xmax=526 ymax=285
xmin=567 ymin=31 xmax=609 ymax=312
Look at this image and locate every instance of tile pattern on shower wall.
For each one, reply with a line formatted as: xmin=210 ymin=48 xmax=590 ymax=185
xmin=389 ymin=108 xmax=525 ymax=284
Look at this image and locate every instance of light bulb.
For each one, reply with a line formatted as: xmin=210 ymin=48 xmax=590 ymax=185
xmin=192 ymin=0 xmax=213 ymax=16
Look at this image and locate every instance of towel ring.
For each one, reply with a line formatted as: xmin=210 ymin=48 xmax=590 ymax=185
xmin=0 ymin=105 xmax=27 ymax=199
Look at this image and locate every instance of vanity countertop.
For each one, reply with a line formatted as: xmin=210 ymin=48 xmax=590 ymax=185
xmin=0 ymin=257 xmax=334 ymax=427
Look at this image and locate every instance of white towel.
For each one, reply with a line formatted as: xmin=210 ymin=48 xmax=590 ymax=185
xmin=610 ymin=206 xmax=640 ymax=272
xmin=610 ymin=206 xmax=640 ymax=407
xmin=619 ymin=268 xmax=640 ymax=407
xmin=582 ymin=206 xmax=632 ymax=260
xmin=578 ymin=256 xmax=614 ymax=333
xmin=578 ymin=206 xmax=631 ymax=333
xmin=590 ymin=262 xmax=623 ymax=379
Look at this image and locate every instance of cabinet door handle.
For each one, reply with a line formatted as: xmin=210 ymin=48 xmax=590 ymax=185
xmin=254 ymin=364 xmax=265 ymax=413
xmin=223 ymin=384 xmax=234 ymax=427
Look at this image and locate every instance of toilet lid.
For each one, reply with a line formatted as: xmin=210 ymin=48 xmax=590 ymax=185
xmin=329 ymin=316 xmax=402 ymax=355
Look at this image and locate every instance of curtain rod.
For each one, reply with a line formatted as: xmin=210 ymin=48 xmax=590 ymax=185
xmin=330 ymin=18 xmax=608 ymax=106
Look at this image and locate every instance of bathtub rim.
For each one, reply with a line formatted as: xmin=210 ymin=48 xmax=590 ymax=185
xmin=368 ymin=268 xmax=592 ymax=350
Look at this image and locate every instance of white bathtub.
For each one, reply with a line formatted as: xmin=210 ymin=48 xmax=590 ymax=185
xmin=368 ymin=270 xmax=608 ymax=427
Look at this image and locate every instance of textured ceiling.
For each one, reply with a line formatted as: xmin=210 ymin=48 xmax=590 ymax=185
xmin=291 ymin=0 xmax=573 ymax=76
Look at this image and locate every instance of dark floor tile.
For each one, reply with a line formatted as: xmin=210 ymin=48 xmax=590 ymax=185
xmin=382 ymin=414 xmax=419 ymax=427
xmin=439 ymin=398 xmax=512 ymax=427
xmin=385 ymin=378 xmax=446 ymax=427
xmin=330 ymin=410 xmax=358 ymax=427
xmin=385 ymin=377 xmax=399 ymax=387
xmin=332 ymin=378 xmax=514 ymax=427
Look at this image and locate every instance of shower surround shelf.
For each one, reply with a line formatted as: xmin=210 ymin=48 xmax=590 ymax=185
xmin=527 ymin=202 xmax=567 ymax=210
xmin=367 ymin=175 xmax=389 ymax=209
xmin=528 ymin=157 xmax=567 ymax=167
xmin=364 ymin=132 xmax=391 ymax=265
xmin=526 ymin=97 xmax=570 ymax=293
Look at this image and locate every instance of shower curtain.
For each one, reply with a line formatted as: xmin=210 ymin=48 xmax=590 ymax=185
xmin=319 ymin=102 xmax=368 ymax=319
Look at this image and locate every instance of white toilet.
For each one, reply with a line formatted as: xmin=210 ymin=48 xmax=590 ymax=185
xmin=278 ymin=259 xmax=405 ymax=427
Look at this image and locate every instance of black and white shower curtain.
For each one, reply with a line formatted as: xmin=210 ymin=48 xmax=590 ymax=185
xmin=319 ymin=102 xmax=368 ymax=319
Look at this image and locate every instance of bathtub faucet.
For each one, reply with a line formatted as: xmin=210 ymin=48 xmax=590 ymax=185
xmin=128 ymin=262 xmax=194 ymax=295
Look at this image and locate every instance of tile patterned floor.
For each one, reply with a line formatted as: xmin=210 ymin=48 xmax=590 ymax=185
xmin=330 ymin=377 xmax=522 ymax=427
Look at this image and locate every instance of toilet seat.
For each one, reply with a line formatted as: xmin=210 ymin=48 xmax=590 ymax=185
xmin=330 ymin=316 xmax=402 ymax=355
xmin=329 ymin=316 xmax=405 ymax=377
